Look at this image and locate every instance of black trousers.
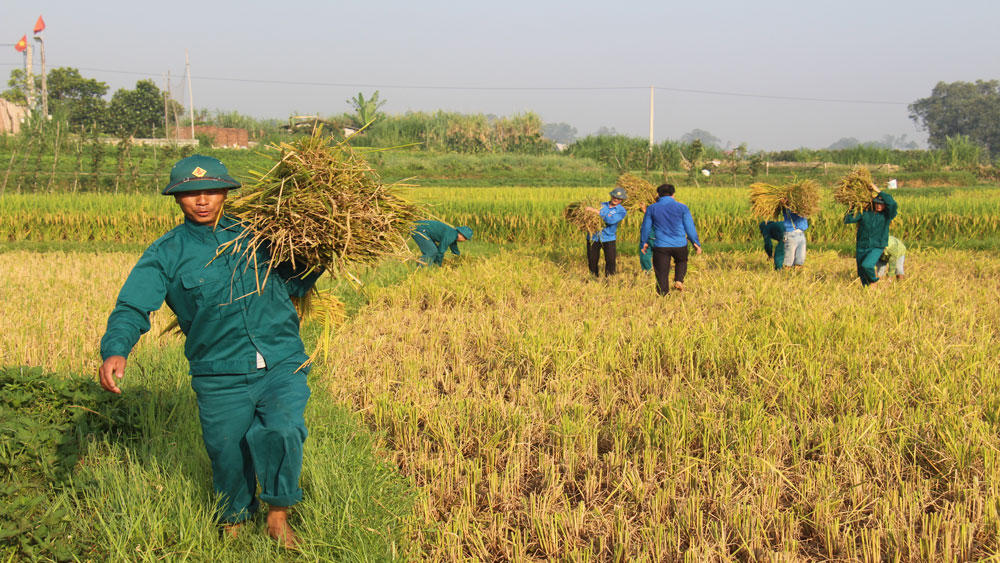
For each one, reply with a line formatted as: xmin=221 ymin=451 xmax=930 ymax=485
xmin=652 ymin=246 xmax=689 ymax=295
xmin=587 ymin=240 xmax=617 ymax=276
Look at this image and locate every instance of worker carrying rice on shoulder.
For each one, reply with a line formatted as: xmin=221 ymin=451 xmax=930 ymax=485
xmin=781 ymin=207 xmax=809 ymax=268
xmin=412 ymin=220 xmax=472 ymax=266
xmin=877 ymin=235 xmax=906 ymax=281
xmin=759 ymin=220 xmax=785 ymax=271
xmin=640 ymin=184 xmax=702 ymax=295
xmin=844 ymin=183 xmax=898 ymax=287
xmin=585 ymin=187 xmax=628 ymax=277
xmin=97 ymin=155 xmax=321 ymax=548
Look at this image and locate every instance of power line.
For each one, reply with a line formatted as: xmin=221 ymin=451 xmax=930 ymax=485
xmin=0 ymin=62 xmax=911 ymax=105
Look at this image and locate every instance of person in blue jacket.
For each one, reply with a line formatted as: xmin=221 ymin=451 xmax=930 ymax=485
xmin=759 ymin=220 xmax=786 ymax=271
xmin=585 ymin=187 xmax=628 ymax=277
xmin=411 ymin=220 xmax=473 ymax=266
xmin=781 ymin=207 xmax=809 ymax=268
xmin=98 ymin=155 xmax=321 ymax=548
xmin=640 ymin=184 xmax=702 ymax=294
xmin=844 ymin=183 xmax=898 ymax=287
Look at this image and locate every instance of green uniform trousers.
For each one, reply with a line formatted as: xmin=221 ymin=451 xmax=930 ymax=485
xmin=190 ymin=357 xmax=311 ymax=523
xmin=856 ymin=248 xmax=884 ymax=286
xmin=412 ymin=232 xmax=442 ymax=267
xmin=639 ymin=229 xmax=657 ymax=272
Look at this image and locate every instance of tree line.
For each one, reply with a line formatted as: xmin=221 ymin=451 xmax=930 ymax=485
xmin=3 ymin=67 xmax=1000 ymax=166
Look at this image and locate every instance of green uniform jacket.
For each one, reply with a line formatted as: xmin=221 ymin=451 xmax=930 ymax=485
xmin=844 ymin=191 xmax=898 ymax=249
xmin=413 ymin=220 xmax=461 ymax=266
xmin=100 ymin=215 xmax=321 ymax=375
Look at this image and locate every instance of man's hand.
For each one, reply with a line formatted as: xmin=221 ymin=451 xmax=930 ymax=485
xmin=99 ymin=356 xmax=127 ymax=394
xmin=585 ymin=207 xmax=599 ymax=213
xmin=870 ymin=182 xmax=881 ymax=194
xmin=641 ymin=243 xmax=649 ymax=254
xmin=693 ymin=243 xmax=703 ymax=255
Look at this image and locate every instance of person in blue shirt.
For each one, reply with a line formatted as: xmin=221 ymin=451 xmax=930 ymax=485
xmin=585 ymin=187 xmax=628 ymax=277
xmin=781 ymin=208 xmax=809 ymax=268
xmin=640 ymin=184 xmax=702 ymax=294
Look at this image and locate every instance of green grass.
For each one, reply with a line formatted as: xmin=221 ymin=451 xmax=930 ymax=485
xmin=1 ymin=351 xmax=415 ymax=561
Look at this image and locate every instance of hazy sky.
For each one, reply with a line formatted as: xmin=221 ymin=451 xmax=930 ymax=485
xmin=3 ymin=0 xmax=996 ymax=150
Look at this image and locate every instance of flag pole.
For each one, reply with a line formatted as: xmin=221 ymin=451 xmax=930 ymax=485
xmin=185 ymin=50 xmax=195 ymax=141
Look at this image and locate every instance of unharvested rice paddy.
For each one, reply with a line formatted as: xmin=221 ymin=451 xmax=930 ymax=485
xmin=4 ymin=183 xmax=1000 ymax=561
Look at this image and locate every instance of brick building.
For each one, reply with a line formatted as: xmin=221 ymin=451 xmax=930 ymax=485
xmin=175 ymin=125 xmax=250 ymax=148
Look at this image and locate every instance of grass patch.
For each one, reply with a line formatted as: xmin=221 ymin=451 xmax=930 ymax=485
xmin=0 ymin=356 xmax=415 ymax=561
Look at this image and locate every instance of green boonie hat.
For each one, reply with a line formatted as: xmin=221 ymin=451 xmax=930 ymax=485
xmin=456 ymin=226 xmax=473 ymax=240
xmin=162 ymin=154 xmax=241 ymax=195
xmin=609 ymin=186 xmax=627 ymax=200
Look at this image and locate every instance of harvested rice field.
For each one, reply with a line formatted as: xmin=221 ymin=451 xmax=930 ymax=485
xmin=4 ymin=183 xmax=1000 ymax=561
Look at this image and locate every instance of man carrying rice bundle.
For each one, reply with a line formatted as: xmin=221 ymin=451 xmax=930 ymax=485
xmin=844 ymin=182 xmax=898 ymax=287
xmin=411 ymin=220 xmax=473 ymax=267
xmin=781 ymin=207 xmax=809 ymax=269
xmin=584 ymin=187 xmax=628 ymax=277
xmin=98 ymin=155 xmax=320 ymax=548
xmin=640 ymin=183 xmax=702 ymax=294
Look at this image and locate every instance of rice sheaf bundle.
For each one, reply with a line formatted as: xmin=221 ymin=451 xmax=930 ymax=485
xmin=834 ymin=166 xmax=876 ymax=214
xmin=616 ymin=173 xmax=657 ymax=210
xmin=563 ymin=201 xmax=605 ymax=235
xmin=749 ymin=179 xmax=821 ymax=219
xmin=222 ymin=131 xmax=423 ymax=285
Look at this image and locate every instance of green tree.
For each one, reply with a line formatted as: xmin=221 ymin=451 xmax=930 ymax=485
xmin=542 ymin=122 xmax=578 ymax=145
xmin=909 ymin=80 xmax=1000 ymax=155
xmin=347 ymin=91 xmax=386 ymax=128
xmin=1 ymin=69 xmax=41 ymax=105
xmin=680 ymin=128 xmax=722 ymax=149
xmin=104 ymin=80 xmax=165 ymax=137
xmin=46 ymin=67 xmax=109 ymax=128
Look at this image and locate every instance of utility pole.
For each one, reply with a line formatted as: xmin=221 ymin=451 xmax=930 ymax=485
xmin=185 ymin=50 xmax=195 ymax=141
xmin=163 ymin=72 xmax=170 ymax=140
xmin=24 ymin=43 xmax=36 ymax=110
xmin=33 ymin=36 xmax=47 ymax=117
xmin=648 ymin=86 xmax=654 ymax=152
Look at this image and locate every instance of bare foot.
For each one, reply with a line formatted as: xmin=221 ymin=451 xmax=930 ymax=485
xmin=673 ymin=281 xmax=684 ymax=292
xmin=222 ymin=522 xmax=242 ymax=539
xmin=267 ymin=506 xmax=299 ymax=550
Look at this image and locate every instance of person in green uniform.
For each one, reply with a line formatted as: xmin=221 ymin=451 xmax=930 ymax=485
xmin=98 ymin=155 xmax=321 ymax=548
xmin=638 ymin=203 xmax=656 ymax=273
xmin=412 ymin=220 xmax=473 ymax=266
xmin=759 ymin=220 xmax=786 ymax=271
xmin=877 ymin=235 xmax=906 ymax=281
xmin=844 ymin=183 xmax=898 ymax=287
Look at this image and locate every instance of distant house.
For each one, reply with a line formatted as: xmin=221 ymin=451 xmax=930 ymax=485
xmin=0 ymin=99 xmax=28 ymax=135
xmin=176 ymin=125 xmax=250 ymax=148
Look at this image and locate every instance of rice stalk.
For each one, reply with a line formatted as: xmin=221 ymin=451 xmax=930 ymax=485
xmin=749 ymin=180 xmax=821 ymax=219
xmin=563 ymin=201 xmax=605 ymax=236
xmin=221 ymin=128 xmax=424 ymax=284
xmin=834 ymin=166 xmax=877 ymax=214
xmin=616 ymin=173 xmax=657 ymax=210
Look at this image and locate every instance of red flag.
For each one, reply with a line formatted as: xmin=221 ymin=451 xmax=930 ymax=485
xmin=14 ymin=35 xmax=26 ymax=52
xmin=33 ymin=15 xmax=45 ymax=34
